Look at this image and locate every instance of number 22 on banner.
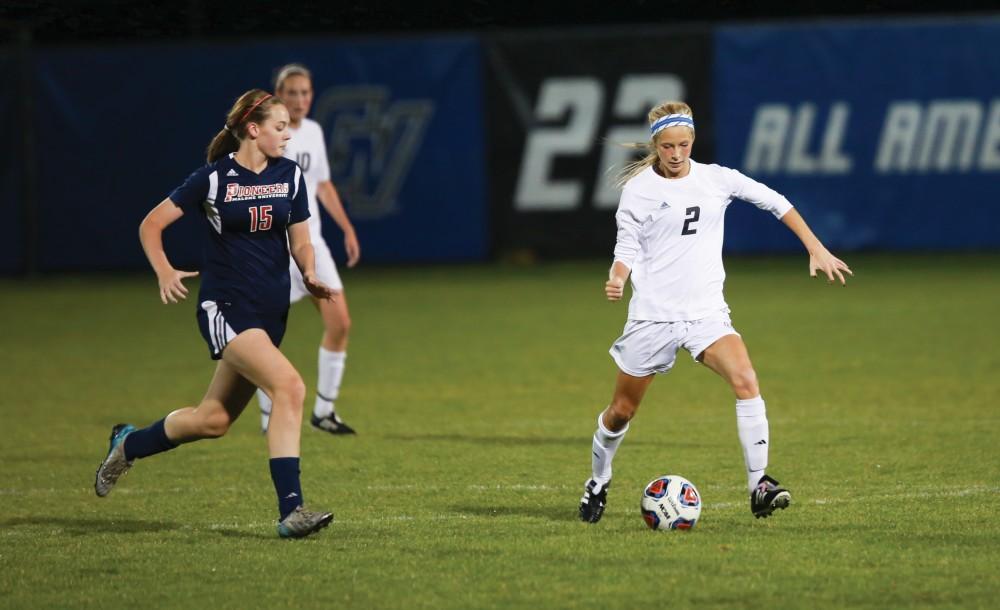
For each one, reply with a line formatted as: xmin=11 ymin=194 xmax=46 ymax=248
xmin=515 ymin=74 xmax=684 ymax=212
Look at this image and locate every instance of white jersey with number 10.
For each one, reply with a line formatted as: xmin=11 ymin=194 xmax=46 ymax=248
xmin=283 ymin=117 xmax=331 ymax=242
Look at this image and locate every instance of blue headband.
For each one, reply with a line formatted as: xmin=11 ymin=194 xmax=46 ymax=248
xmin=650 ymin=114 xmax=695 ymax=136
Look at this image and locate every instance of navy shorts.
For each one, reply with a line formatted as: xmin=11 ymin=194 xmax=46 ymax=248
xmin=196 ymin=300 xmax=288 ymax=360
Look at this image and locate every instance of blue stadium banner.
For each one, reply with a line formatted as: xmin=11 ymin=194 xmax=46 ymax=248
xmin=31 ymin=36 xmax=486 ymax=270
xmin=715 ymin=18 xmax=1000 ymax=252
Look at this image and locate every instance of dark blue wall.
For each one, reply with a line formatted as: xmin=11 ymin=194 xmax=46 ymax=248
xmin=8 ymin=18 xmax=1000 ymax=273
xmin=30 ymin=36 xmax=485 ymax=271
xmin=1 ymin=47 xmax=23 ymax=273
xmin=715 ymin=18 xmax=1000 ymax=252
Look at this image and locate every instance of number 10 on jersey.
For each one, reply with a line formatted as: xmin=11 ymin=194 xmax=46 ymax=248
xmin=249 ymin=205 xmax=273 ymax=232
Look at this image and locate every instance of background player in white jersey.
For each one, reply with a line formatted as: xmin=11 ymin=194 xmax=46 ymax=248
xmin=257 ymin=63 xmax=361 ymax=435
xmin=578 ymin=101 xmax=852 ymax=524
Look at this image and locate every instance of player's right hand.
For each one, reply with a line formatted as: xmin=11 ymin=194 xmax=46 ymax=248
xmin=605 ymin=277 xmax=625 ymax=301
xmin=159 ymin=269 xmax=199 ymax=304
xmin=303 ymin=271 xmax=337 ymax=302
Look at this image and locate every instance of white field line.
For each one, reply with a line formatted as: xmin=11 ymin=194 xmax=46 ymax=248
xmin=0 ymin=486 xmax=246 ymax=496
xmin=678 ymin=486 xmax=1000 ymax=512
xmin=345 ymin=485 xmax=1000 ymax=524
xmin=3 ymin=483 xmax=997 ymax=502
xmin=2 ymin=485 xmax=996 ymax=530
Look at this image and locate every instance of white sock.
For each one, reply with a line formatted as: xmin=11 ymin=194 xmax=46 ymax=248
xmin=257 ymin=388 xmax=272 ymax=430
xmin=736 ymin=396 xmax=769 ymax=493
xmin=313 ymin=348 xmax=346 ymax=419
xmin=591 ymin=410 xmax=629 ymax=490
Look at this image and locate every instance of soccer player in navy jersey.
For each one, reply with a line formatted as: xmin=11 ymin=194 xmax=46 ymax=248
xmin=94 ymin=89 xmax=336 ymax=539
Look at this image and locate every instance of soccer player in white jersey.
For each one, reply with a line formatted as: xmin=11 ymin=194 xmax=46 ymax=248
xmin=578 ymin=101 xmax=852 ymax=524
xmin=257 ymin=63 xmax=361 ymax=435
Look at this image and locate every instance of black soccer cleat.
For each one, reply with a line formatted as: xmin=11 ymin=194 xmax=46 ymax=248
xmin=310 ymin=413 xmax=356 ymax=435
xmin=579 ymin=479 xmax=609 ymax=523
xmin=750 ymin=474 xmax=791 ymax=518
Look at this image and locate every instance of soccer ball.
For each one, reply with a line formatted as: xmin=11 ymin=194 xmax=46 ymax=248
xmin=640 ymin=475 xmax=702 ymax=530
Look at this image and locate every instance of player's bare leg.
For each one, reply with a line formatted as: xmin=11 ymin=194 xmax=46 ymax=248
xmin=96 ymin=357 xmax=255 ymax=497
xmin=163 ymin=360 xmax=257 ymax=442
xmin=698 ymin=334 xmax=757 ymax=399
xmin=317 ymin=291 xmax=350 ymax=352
xmin=221 ymin=330 xmax=305 ymax=457
xmin=309 ymin=292 xmax=356 ymax=434
xmin=219 ymin=329 xmax=333 ymax=536
xmin=580 ymin=371 xmax=655 ymax=523
xmin=700 ymin=334 xmax=790 ymax=518
xmin=605 ymin=370 xmax=655 ymax=430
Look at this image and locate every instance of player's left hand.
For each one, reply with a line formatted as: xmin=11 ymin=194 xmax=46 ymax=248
xmin=809 ymin=248 xmax=853 ymax=285
xmin=344 ymin=230 xmax=361 ymax=268
xmin=303 ymin=271 xmax=337 ymax=301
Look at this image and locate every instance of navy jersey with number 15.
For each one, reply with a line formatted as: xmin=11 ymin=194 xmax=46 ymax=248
xmin=169 ymin=153 xmax=310 ymax=314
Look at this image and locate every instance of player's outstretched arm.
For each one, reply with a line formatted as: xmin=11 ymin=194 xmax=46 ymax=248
xmin=780 ymin=208 xmax=853 ymax=285
xmin=316 ymin=180 xmax=361 ymax=268
xmin=288 ymin=221 xmax=336 ymax=301
xmin=139 ymin=198 xmax=199 ymax=304
xmin=606 ymin=261 xmax=631 ymax=301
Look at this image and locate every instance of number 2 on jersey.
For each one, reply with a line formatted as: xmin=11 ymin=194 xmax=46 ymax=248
xmin=681 ymin=206 xmax=700 ymax=235
xmin=248 ymin=205 xmax=273 ymax=232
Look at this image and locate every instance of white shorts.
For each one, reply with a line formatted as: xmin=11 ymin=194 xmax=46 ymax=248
xmin=289 ymin=237 xmax=343 ymax=303
xmin=609 ymin=311 xmax=740 ymax=377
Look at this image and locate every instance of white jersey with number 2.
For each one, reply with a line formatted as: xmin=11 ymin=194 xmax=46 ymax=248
xmin=613 ymin=160 xmax=793 ymax=322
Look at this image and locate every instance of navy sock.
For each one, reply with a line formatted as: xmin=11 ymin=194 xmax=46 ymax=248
xmin=269 ymin=457 xmax=303 ymax=520
xmin=122 ymin=418 xmax=178 ymax=460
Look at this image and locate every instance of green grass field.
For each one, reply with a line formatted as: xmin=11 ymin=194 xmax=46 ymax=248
xmin=1 ymin=254 xmax=998 ymax=609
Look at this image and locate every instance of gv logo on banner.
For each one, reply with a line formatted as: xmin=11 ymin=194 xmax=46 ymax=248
xmin=313 ymin=86 xmax=434 ymax=220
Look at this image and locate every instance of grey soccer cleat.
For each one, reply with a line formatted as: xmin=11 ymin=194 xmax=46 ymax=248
xmin=277 ymin=506 xmax=334 ymax=539
xmin=94 ymin=423 xmax=136 ymax=497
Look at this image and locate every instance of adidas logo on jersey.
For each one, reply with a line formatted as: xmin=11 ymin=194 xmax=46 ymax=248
xmin=660 ymin=201 xmax=671 ymax=209
xmin=226 ymin=169 xmax=238 ymax=177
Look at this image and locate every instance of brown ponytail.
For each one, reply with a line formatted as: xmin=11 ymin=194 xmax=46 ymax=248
xmin=206 ymin=89 xmax=285 ymax=163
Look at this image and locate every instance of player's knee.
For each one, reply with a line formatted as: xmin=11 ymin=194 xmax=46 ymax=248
xmin=272 ymin=373 xmax=306 ymax=410
xmin=607 ymin=399 xmax=638 ymax=427
xmin=328 ymin=313 xmax=351 ymax=341
xmin=198 ymin=408 xmax=233 ymax=438
xmin=731 ymin=368 xmax=759 ymax=397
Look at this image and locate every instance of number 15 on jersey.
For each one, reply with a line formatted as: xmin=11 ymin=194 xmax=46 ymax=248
xmin=249 ymin=205 xmax=273 ymax=232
